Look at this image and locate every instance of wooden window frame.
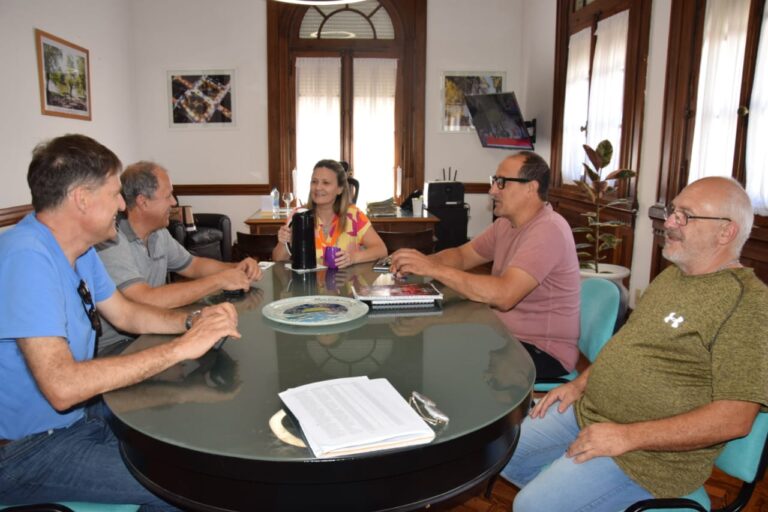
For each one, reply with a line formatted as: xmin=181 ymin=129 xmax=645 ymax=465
xmin=549 ymin=0 xmax=652 ymax=270
xmin=267 ymin=0 xmax=426 ymax=201
xmin=650 ymin=0 xmax=768 ymax=282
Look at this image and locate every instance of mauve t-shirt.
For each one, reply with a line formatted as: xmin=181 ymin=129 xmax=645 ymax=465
xmin=472 ymin=204 xmax=580 ymax=370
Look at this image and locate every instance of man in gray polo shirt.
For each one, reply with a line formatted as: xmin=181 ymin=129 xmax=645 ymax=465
xmin=96 ymin=161 xmax=262 ymax=355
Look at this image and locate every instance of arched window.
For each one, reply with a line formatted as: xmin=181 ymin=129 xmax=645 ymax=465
xmin=267 ymin=0 xmax=426 ymax=207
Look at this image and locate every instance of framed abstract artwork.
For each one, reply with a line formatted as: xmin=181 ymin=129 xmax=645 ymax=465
xmin=168 ymin=70 xmax=235 ymax=127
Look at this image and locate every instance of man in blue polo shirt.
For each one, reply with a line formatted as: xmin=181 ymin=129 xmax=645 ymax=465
xmin=0 ymin=134 xmax=240 ymax=509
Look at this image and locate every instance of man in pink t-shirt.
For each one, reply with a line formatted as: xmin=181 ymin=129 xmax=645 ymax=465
xmin=391 ymin=152 xmax=580 ymax=378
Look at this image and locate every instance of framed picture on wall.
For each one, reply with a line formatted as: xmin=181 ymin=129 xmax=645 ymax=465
xmin=168 ymin=70 xmax=235 ymax=127
xmin=441 ymin=71 xmax=505 ymax=132
xmin=35 ymin=29 xmax=91 ymax=120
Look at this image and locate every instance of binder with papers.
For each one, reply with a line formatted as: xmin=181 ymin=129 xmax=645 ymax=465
xmin=278 ymin=376 xmax=436 ymax=458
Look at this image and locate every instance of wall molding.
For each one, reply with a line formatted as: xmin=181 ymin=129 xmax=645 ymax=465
xmin=464 ymin=182 xmax=488 ymax=195
xmin=171 ymin=183 xmax=490 ymax=197
xmin=2 ymin=183 xmax=486 ymax=224
xmin=172 ymin=184 xmax=271 ymax=196
xmin=0 ymin=204 xmax=33 ymax=227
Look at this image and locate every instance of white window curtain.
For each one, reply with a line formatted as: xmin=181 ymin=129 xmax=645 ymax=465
xmin=746 ymin=4 xmax=768 ymax=215
xmin=353 ymin=58 xmax=397 ymax=206
xmin=561 ymin=28 xmax=592 ymax=183
xmin=586 ymin=10 xmax=629 ymax=156
xmin=295 ymin=57 xmax=341 ymax=205
xmin=688 ymin=0 xmax=750 ymax=184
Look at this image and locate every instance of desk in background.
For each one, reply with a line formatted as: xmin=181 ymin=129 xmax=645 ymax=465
xmin=245 ymin=207 xmax=439 ymax=235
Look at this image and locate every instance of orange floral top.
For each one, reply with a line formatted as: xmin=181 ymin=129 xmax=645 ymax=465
xmin=314 ymin=205 xmax=372 ymax=263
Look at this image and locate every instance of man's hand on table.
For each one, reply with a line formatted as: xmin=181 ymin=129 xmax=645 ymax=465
xmin=236 ymin=257 xmax=263 ymax=282
xmin=177 ymin=303 xmax=240 ymax=360
xmin=217 ymin=267 xmax=253 ymax=292
xmin=390 ymin=248 xmax=433 ymax=278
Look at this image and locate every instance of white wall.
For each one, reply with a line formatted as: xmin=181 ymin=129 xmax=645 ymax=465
xmin=128 ymin=0 xmax=269 ymax=234
xmin=0 ymin=0 xmax=669 ymax=295
xmin=425 ymin=0 xmax=530 ymax=238
xmin=628 ymin=0 xmax=671 ymax=306
xmin=0 ymin=0 xmax=138 ymax=208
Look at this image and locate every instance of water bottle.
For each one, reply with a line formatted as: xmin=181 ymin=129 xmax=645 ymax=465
xmin=270 ymin=187 xmax=280 ymax=214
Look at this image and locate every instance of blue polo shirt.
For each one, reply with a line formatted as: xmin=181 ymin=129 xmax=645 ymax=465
xmin=0 ymin=214 xmax=116 ymax=440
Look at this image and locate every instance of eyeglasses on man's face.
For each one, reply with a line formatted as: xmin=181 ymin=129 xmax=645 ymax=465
xmin=663 ymin=205 xmax=731 ymax=227
xmin=489 ymin=175 xmax=532 ymax=190
xmin=77 ymin=279 xmax=103 ymax=337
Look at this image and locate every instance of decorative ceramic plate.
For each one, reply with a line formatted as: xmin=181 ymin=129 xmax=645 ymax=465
xmin=262 ymin=295 xmax=369 ymax=326
xmin=263 ymin=314 xmax=368 ymax=336
xmin=285 ymin=263 xmax=327 ymax=274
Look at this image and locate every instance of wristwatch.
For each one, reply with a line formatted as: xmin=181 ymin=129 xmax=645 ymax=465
xmin=185 ymin=309 xmax=202 ymax=330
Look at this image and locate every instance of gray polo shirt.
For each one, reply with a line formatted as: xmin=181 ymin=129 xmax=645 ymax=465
xmin=95 ymin=217 xmax=193 ymax=354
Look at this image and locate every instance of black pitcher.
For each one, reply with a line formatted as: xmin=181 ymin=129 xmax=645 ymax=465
xmin=290 ymin=209 xmax=317 ymax=270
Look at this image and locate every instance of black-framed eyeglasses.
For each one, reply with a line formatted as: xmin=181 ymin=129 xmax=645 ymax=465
xmin=663 ymin=205 xmax=731 ymax=227
xmin=77 ymin=280 xmax=103 ymax=338
xmin=490 ymin=175 xmax=532 ymax=190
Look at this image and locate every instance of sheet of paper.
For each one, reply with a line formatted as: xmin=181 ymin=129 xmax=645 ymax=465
xmin=279 ymin=376 xmax=435 ymax=458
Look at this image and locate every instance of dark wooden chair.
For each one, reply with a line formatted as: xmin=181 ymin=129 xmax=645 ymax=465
xmin=347 ymin=176 xmax=360 ymax=204
xmin=378 ymin=229 xmax=435 ymax=254
xmin=234 ymin=232 xmax=278 ymax=262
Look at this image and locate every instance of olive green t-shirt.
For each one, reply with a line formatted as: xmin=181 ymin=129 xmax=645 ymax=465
xmin=575 ymin=266 xmax=768 ymax=497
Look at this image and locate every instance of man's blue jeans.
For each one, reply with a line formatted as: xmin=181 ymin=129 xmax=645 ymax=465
xmin=0 ymin=402 xmax=178 ymax=512
xmin=500 ymin=403 xmax=653 ymax=512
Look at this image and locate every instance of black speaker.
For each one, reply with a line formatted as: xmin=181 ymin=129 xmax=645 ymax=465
xmin=427 ymin=205 xmax=469 ymax=251
xmin=424 ymin=181 xmax=465 ymax=208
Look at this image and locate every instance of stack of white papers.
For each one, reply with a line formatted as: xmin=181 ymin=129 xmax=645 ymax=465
xmin=279 ymin=376 xmax=436 ymax=458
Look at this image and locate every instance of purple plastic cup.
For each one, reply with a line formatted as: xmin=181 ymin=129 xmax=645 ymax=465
xmin=323 ymin=246 xmax=340 ymax=269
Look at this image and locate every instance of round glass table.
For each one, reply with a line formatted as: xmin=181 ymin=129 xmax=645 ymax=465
xmin=104 ymin=263 xmax=535 ymax=511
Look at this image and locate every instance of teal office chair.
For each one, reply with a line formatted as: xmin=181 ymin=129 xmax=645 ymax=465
xmin=1 ymin=503 xmax=138 ymax=511
xmin=534 ymin=278 xmax=620 ymax=392
xmin=624 ymin=411 xmax=768 ymax=512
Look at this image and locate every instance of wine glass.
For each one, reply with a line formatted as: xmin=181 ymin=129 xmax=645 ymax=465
xmin=282 ymin=191 xmax=295 ymax=211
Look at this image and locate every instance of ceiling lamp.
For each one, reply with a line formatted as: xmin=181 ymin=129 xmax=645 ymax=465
xmin=274 ymin=0 xmax=365 ymax=4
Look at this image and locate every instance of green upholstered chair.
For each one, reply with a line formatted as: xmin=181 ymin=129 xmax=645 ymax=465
xmin=534 ymin=278 xmax=620 ymax=392
xmin=624 ymin=412 xmax=768 ymax=512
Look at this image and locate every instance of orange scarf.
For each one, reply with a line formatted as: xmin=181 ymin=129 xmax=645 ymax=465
xmin=315 ymin=214 xmax=342 ymax=251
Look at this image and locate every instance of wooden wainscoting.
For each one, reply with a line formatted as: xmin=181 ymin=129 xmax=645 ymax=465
xmin=0 ymin=204 xmax=32 ymax=227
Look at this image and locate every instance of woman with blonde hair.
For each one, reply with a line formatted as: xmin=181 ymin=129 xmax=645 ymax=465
xmin=272 ymin=159 xmax=387 ymax=268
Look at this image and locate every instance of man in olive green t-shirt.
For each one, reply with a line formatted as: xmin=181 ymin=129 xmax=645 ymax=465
xmin=500 ymin=177 xmax=768 ymax=512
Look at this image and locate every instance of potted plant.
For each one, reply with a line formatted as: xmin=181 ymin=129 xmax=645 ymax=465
xmin=572 ymin=140 xmax=636 ymax=282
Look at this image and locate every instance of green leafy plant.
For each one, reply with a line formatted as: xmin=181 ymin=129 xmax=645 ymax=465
xmin=573 ymin=140 xmax=636 ymax=273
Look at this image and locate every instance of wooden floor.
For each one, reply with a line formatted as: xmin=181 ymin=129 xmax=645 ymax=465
xmin=440 ymin=468 xmax=768 ymax=511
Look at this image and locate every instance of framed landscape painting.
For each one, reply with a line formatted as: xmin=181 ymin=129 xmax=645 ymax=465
xmin=168 ymin=70 xmax=235 ymax=127
xmin=441 ymin=71 xmax=505 ymax=132
xmin=35 ymin=29 xmax=91 ymax=120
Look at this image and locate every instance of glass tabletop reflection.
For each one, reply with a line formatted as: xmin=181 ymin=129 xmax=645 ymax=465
xmin=104 ymin=263 xmax=535 ymax=462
